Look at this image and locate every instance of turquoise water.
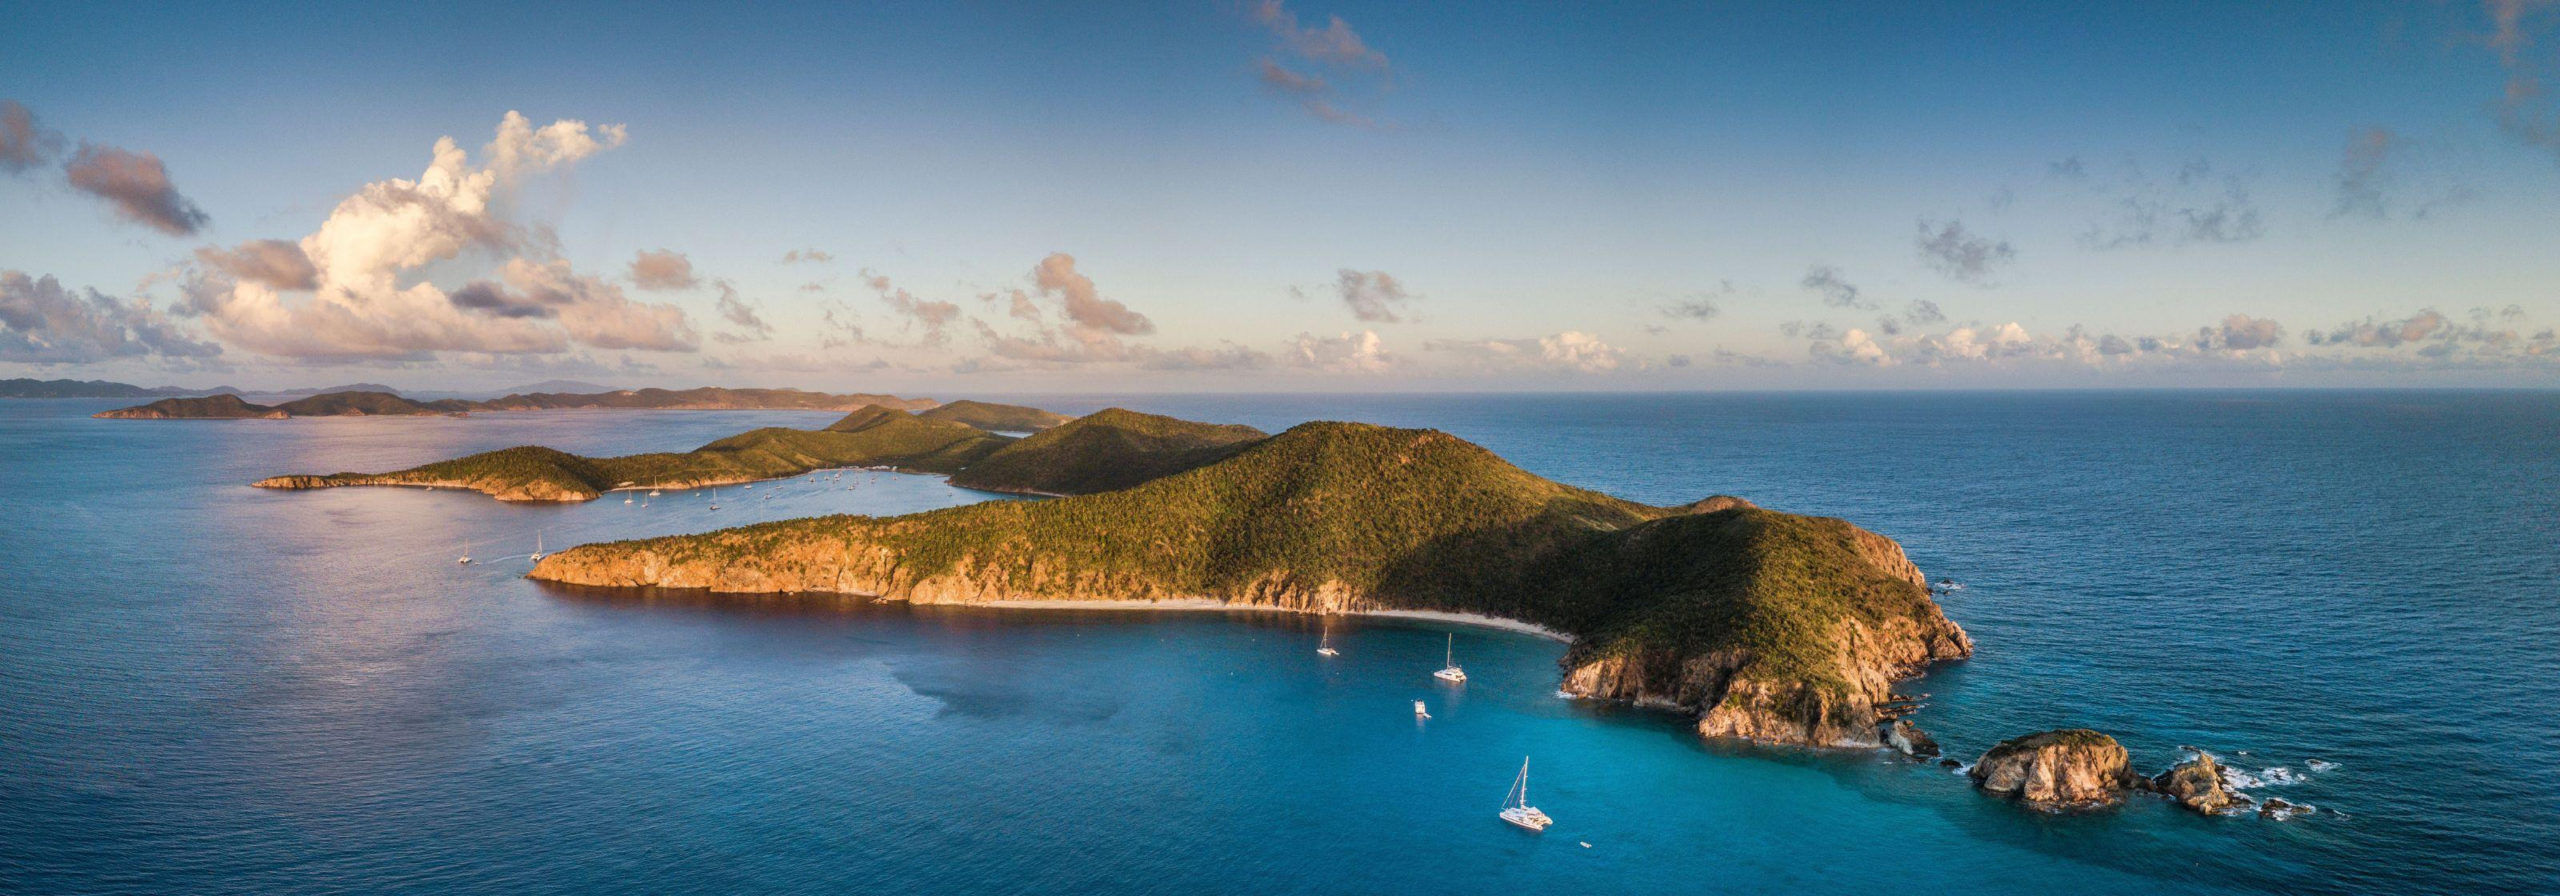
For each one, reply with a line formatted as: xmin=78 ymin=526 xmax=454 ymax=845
xmin=3 ymin=392 xmax=2554 ymax=894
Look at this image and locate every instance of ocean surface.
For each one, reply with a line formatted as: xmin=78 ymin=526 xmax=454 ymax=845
xmin=2 ymin=391 xmax=2554 ymax=895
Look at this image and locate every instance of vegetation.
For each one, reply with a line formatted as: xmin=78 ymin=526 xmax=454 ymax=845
xmin=263 ymin=411 xmax=1014 ymax=500
xmin=915 ymin=399 xmax=1073 ymax=432
xmin=94 ymin=394 xmax=286 ymax=419
xmin=536 ymin=420 xmax=1970 ymax=740
xmin=948 ymin=408 xmax=1267 ymax=495
xmin=273 ymin=390 xmax=471 ymax=416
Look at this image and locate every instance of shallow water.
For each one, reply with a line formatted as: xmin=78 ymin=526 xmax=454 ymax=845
xmin=3 ymin=392 xmax=2554 ymax=895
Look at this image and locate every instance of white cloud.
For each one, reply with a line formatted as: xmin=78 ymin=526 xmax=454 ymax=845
xmin=176 ymin=111 xmax=691 ymax=360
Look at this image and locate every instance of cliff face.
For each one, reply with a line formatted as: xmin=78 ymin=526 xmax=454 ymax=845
xmin=1969 ymin=729 xmax=2135 ymax=809
xmin=530 ymin=421 xmax=1971 ymax=749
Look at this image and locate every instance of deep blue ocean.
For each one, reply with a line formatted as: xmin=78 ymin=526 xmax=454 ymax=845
xmin=3 ymin=392 xmax=2554 ymax=895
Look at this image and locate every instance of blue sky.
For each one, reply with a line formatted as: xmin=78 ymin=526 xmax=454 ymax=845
xmin=3 ymin=0 xmax=2557 ymax=391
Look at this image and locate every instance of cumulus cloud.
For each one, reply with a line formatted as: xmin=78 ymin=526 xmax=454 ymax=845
xmin=2 ymin=270 xmax=221 ymax=364
xmin=781 ymin=248 xmax=834 ymax=264
xmin=1 ymin=100 xmax=63 ymax=174
xmin=64 ymin=144 xmax=209 ymax=236
xmin=1032 ymin=253 xmax=1152 ymax=335
xmin=1915 ymin=219 xmax=2015 ymax=284
xmin=1426 ymin=331 xmax=1623 ymax=373
xmin=1801 ymin=265 xmax=1874 ymax=310
xmin=177 ymin=111 xmax=691 ymax=360
xmin=2202 ymin=314 xmax=2284 ymax=351
xmin=1336 ymin=269 xmax=1414 ymax=322
xmin=192 ymin=240 xmax=317 ymax=291
xmin=862 ymin=270 xmax=961 ymax=345
xmin=628 ymin=249 xmax=699 ymax=291
xmin=1289 ymin=329 xmax=1392 ymax=373
xmin=2076 ymin=159 xmax=2265 ymax=249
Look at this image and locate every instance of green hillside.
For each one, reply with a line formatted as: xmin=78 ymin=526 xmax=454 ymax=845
xmin=532 ymin=421 xmax=1971 ymax=746
xmin=947 ymin=408 xmax=1267 ymax=495
xmin=915 ymin=399 xmax=1073 ymax=432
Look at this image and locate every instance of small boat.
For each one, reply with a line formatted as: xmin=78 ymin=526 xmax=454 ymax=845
xmin=1317 ymin=619 xmax=1340 ymax=657
xmin=708 ymin=487 xmax=721 ymax=511
xmin=1499 ymin=757 xmax=1553 ymax=832
xmin=1413 ymin=700 xmax=1429 ymax=718
xmin=1434 ymin=633 xmax=1467 ymax=683
xmin=647 ymin=488 xmax=661 ymax=497
xmin=624 ymin=494 xmax=633 ymax=504
xmin=529 ymin=531 xmax=545 ymax=562
xmin=456 ymin=541 xmax=472 ymax=565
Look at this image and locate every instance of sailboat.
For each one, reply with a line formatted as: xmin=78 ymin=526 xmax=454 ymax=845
xmin=1317 ymin=619 xmax=1340 ymax=657
xmin=1433 ymin=633 xmax=1467 ymax=683
xmin=708 ymin=487 xmax=721 ymax=511
xmin=1499 ymin=757 xmax=1553 ymax=832
xmin=624 ymin=493 xmax=633 ymax=504
xmin=647 ymin=488 xmax=661 ymax=497
xmin=529 ymin=531 xmax=545 ymax=562
xmin=456 ymin=541 xmax=472 ymax=565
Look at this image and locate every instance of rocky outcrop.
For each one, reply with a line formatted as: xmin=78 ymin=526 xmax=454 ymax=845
xmin=1884 ymin=719 xmax=1941 ymax=758
xmin=1968 ymin=729 xmax=2134 ymax=809
xmin=2150 ymin=753 xmax=2238 ymax=814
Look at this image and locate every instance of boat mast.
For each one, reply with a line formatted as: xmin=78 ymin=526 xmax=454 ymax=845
xmin=1446 ymin=633 xmax=1454 ymax=667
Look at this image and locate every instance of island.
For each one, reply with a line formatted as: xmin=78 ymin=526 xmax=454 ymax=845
xmin=253 ymin=401 xmax=1137 ymax=502
xmin=97 ymin=386 xmax=944 ymax=419
xmin=527 ymin=416 xmax=1975 ymax=749
xmin=2 ymin=378 xmax=242 ymax=399
xmin=913 ymin=399 xmax=1075 ymax=433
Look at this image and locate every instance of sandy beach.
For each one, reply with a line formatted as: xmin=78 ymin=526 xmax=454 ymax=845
xmin=968 ymin=598 xmax=1573 ymax=643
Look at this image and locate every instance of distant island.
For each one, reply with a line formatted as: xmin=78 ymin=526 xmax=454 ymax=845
xmin=97 ymin=386 xmax=939 ymax=420
xmin=1 ymin=378 xmax=243 ymax=399
xmin=526 ymin=413 xmax=1976 ymax=749
xmin=253 ymin=401 xmax=1105 ymax=500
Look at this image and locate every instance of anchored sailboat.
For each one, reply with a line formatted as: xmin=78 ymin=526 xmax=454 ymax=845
xmin=1499 ymin=757 xmax=1553 ymax=832
xmin=1317 ymin=619 xmax=1340 ymax=657
xmin=708 ymin=487 xmax=720 ymax=511
xmin=1433 ymin=633 xmax=1466 ymax=683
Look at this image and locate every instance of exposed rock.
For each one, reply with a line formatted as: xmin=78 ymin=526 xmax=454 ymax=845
xmin=2152 ymin=752 xmax=2237 ymax=814
xmin=1883 ymin=719 xmax=1941 ymax=758
xmin=2258 ymin=797 xmax=2312 ymax=820
xmin=1968 ymin=729 xmax=2133 ymax=809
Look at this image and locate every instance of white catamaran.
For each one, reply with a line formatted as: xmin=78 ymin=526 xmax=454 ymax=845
xmin=1499 ymin=757 xmax=1553 ymax=832
xmin=1317 ymin=619 xmax=1340 ymax=657
xmin=529 ymin=531 xmax=545 ymax=562
xmin=1433 ymin=633 xmax=1466 ymax=683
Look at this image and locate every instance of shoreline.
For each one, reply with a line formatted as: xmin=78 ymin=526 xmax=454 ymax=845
xmin=963 ymin=598 xmax=1573 ymax=643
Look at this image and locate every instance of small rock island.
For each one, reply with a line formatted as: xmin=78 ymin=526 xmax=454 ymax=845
xmin=528 ymin=413 xmax=1975 ymax=749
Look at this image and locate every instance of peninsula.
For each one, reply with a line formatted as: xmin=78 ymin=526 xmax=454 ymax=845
xmin=253 ymin=403 xmax=1197 ymax=501
xmin=528 ymin=417 xmax=1973 ymax=748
